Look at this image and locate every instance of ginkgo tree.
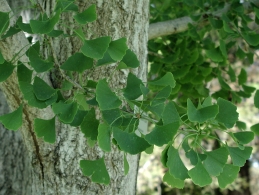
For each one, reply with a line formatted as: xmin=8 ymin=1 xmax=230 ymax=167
xmin=0 ymin=0 xmax=259 ymax=194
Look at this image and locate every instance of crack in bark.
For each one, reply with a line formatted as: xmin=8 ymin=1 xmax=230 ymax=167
xmin=23 ymin=108 xmax=45 ymax=189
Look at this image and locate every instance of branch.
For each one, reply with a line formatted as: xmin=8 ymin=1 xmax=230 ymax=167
xmin=148 ymin=0 xmax=259 ymax=40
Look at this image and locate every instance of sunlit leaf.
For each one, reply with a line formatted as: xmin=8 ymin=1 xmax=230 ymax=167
xmin=163 ymin=172 xmax=185 ymax=189
xmin=233 ymin=131 xmax=254 ymax=144
xmin=148 ymin=72 xmax=176 ymax=88
xmin=205 ymin=48 xmax=224 ymax=62
xmin=251 ymin=123 xmax=259 ymax=135
xmin=55 ymin=0 xmax=78 ymax=12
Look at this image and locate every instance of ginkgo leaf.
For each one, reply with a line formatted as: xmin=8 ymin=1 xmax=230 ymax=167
xmin=167 ymin=145 xmax=189 ymax=180
xmin=205 ymin=48 xmax=224 ymax=62
xmin=81 ymin=36 xmax=111 ymax=59
xmin=233 ymin=131 xmax=254 ymax=144
xmin=30 ymin=10 xmax=61 ymax=34
xmin=254 ymin=90 xmax=259 ymax=109
xmin=97 ymin=123 xmax=111 ymax=152
xmin=34 ymin=117 xmax=56 ymax=143
xmin=113 ymin=127 xmax=151 ymax=154
xmin=162 ymin=101 xmax=180 ymax=125
xmin=238 ymin=68 xmax=247 ymax=85
xmin=97 ymin=51 xmax=116 ymax=66
xmin=0 ymin=51 xmax=4 ymax=64
xmin=74 ymin=4 xmax=96 ymax=24
xmin=187 ymin=99 xmax=218 ymax=123
xmin=52 ymin=101 xmax=78 ymax=123
xmin=70 ymin=109 xmax=88 ymax=127
xmin=0 ymin=11 xmax=9 ymax=35
xmin=55 ymin=0 xmax=78 ymax=12
xmin=80 ymin=158 xmax=110 ymax=185
xmin=148 ymin=72 xmax=176 ymax=88
xmin=203 ymin=147 xmax=228 ymax=176
xmin=227 ymin=146 xmax=252 ymax=167
xmin=107 ymin=37 xmax=128 ymax=61
xmin=145 ymin=122 xmax=179 ymax=146
xmin=0 ymin=61 xmax=15 ymax=82
xmin=117 ymin=49 xmax=139 ymax=69
xmin=188 ymin=161 xmax=212 ymax=187
xmin=60 ymin=52 xmax=93 ymax=73
xmin=217 ymin=164 xmax=240 ymax=189
xmin=251 ymin=123 xmax=259 ymax=135
xmin=80 ymin=108 xmax=99 ymax=140
xmin=96 ymin=79 xmax=122 ymax=110
xmin=163 ymin=172 xmax=185 ymax=189
xmin=0 ymin=104 xmax=23 ymax=131
xmin=33 ymin=77 xmax=56 ymax=100
xmin=17 ymin=63 xmax=32 ymax=83
xmin=123 ymin=73 xmax=144 ymax=100
xmin=124 ymin=154 xmax=129 ymax=175
xmin=16 ymin=16 xmax=33 ymax=34
xmin=216 ymin=98 xmax=238 ymax=128
xmin=27 ymin=46 xmax=53 ymax=73
xmin=101 ymin=109 xmax=123 ymax=127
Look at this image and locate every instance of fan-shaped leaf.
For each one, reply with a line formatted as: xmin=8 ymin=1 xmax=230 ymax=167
xmin=34 ymin=117 xmax=56 ymax=143
xmin=74 ymin=4 xmax=96 ymax=24
xmin=217 ymin=164 xmax=240 ymax=189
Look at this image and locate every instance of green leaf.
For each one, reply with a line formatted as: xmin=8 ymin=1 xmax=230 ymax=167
xmin=81 ymin=36 xmax=111 ymax=59
xmin=0 ymin=51 xmax=4 ymax=64
xmin=236 ymin=121 xmax=246 ymax=131
xmin=187 ymin=99 xmax=219 ymax=123
xmin=161 ymin=143 xmax=170 ymax=167
xmin=163 ymin=172 xmax=185 ymax=189
xmin=55 ymin=0 xmax=78 ymax=12
xmin=19 ymin=82 xmax=47 ymax=109
xmin=74 ymin=93 xmax=89 ymax=110
xmin=47 ymin=30 xmax=63 ymax=37
xmin=0 ymin=104 xmax=23 ymax=131
xmin=145 ymin=122 xmax=179 ymax=146
xmin=188 ymin=161 xmax=212 ymax=187
xmin=124 ymin=154 xmax=129 ymax=175
xmin=203 ymin=147 xmax=228 ymax=176
xmin=216 ymin=98 xmax=239 ymax=128
xmin=74 ymin=4 xmax=96 ymax=24
xmin=33 ymin=77 xmax=56 ymax=100
xmin=74 ymin=27 xmax=85 ymax=41
xmin=0 ymin=11 xmax=9 ymax=35
xmin=209 ymin=17 xmax=223 ymax=29
xmin=148 ymin=72 xmax=176 ymax=88
xmin=185 ymin=150 xmax=206 ymax=165
xmin=228 ymin=65 xmax=236 ymax=82
xmin=113 ymin=127 xmax=151 ymax=154
xmin=254 ymin=90 xmax=259 ymax=109
xmin=97 ymin=123 xmax=111 ymax=152
xmin=123 ymin=73 xmax=144 ymax=100
xmin=101 ymin=109 xmax=123 ymax=126
xmin=80 ymin=108 xmax=99 ymax=140
xmin=162 ymin=101 xmax=180 ymax=125
xmin=228 ymin=146 xmax=252 ymax=167
xmin=242 ymin=33 xmax=259 ymax=46
xmin=0 ymin=61 xmax=15 ymax=82
xmin=218 ymin=74 xmax=231 ymax=90
xmin=52 ymin=101 xmax=78 ymax=123
xmin=117 ymin=49 xmax=139 ymax=69
xmin=219 ymin=39 xmax=227 ymax=58
xmin=217 ymin=164 xmax=240 ymax=189
xmin=17 ymin=63 xmax=32 ymax=83
xmin=30 ymin=10 xmax=61 ymax=34
xmin=80 ymin=158 xmax=110 ymax=185
xmin=16 ymin=16 xmax=33 ymax=34
xmin=97 ymin=51 xmax=116 ymax=66
xmin=251 ymin=123 xmax=259 ymax=135
xmin=167 ymin=145 xmax=189 ymax=180
xmin=107 ymin=37 xmax=128 ymax=61
xmin=60 ymin=52 xmax=93 ymax=73
xmin=34 ymin=117 xmax=56 ymax=143
xmin=233 ymin=132 xmax=254 ymax=144
xmin=70 ymin=109 xmax=88 ymax=127
xmin=238 ymin=68 xmax=247 ymax=85
xmin=205 ymin=48 xmax=224 ymax=62
xmin=27 ymin=46 xmax=53 ymax=73
xmin=96 ymin=79 xmax=122 ymax=110
xmin=1 ymin=26 xmax=21 ymax=39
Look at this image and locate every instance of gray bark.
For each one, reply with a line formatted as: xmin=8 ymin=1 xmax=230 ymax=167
xmin=0 ymin=0 xmax=149 ymax=194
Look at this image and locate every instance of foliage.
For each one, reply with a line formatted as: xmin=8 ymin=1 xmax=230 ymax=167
xmin=0 ymin=0 xmax=257 ymax=190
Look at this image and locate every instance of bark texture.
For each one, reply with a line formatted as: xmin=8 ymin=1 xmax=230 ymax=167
xmin=0 ymin=0 xmax=149 ymax=194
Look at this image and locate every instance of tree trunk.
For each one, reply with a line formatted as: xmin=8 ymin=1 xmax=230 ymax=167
xmin=0 ymin=0 xmax=149 ymax=194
